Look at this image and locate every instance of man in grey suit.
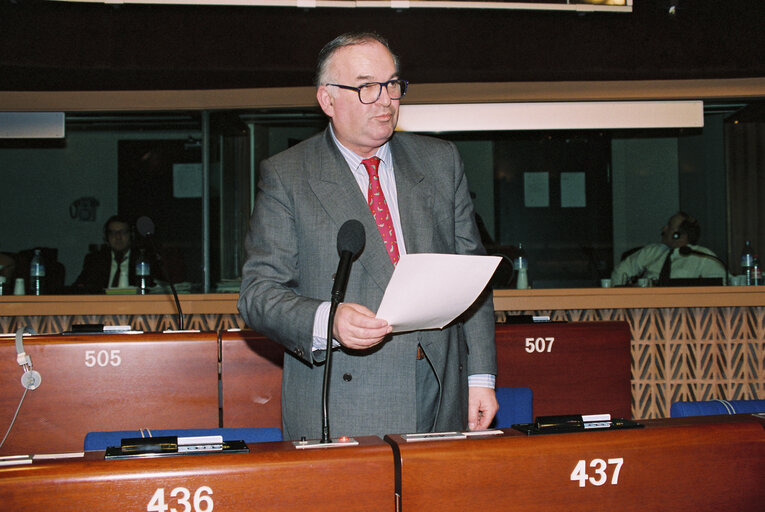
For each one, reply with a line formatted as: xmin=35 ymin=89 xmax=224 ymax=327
xmin=238 ymin=32 xmax=497 ymax=440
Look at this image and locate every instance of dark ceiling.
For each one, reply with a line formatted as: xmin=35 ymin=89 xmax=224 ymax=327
xmin=1 ymin=0 xmax=764 ymax=91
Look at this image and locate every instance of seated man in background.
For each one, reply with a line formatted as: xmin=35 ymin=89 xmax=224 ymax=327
xmin=71 ymin=215 xmax=137 ymax=293
xmin=611 ymin=211 xmax=728 ymax=286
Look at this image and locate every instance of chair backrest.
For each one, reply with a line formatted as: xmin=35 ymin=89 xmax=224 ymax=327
xmin=670 ymin=399 xmax=765 ymax=418
xmin=492 ymin=386 xmax=533 ymax=428
xmin=84 ymin=427 xmax=282 ymax=451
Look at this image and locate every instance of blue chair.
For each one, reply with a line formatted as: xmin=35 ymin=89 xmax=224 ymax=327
xmin=84 ymin=427 xmax=283 ymax=451
xmin=670 ymin=399 xmax=765 ymax=418
xmin=493 ymin=386 xmax=533 ymax=428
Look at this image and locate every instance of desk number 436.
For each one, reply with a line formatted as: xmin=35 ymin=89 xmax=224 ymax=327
xmin=571 ymin=458 xmax=624 ymax=487
xmin=147 ymin=486 xmax=214 ymax=512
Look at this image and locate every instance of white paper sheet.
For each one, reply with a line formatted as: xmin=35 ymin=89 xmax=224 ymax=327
xmin=560 ymin=172 xmax=586 ymax=208
xmin=376 ymin=253 xmax=501 ymax=333
xmin=524 ymin=172 xmax=549 ymax=207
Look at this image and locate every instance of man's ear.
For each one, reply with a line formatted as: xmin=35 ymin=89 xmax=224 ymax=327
xmin=317 ymin=86 xmax=335 ymax=118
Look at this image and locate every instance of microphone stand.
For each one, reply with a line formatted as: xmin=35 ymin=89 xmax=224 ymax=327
xmin=138 ymin=216 xmax=185 ymax=331
xmin=321 ymin=300 xmax=339 ymax=444
xmin=319 ymin=219 xmax=364 ymax=444
xmin=162 ymin=259 xmax=185 ymax=330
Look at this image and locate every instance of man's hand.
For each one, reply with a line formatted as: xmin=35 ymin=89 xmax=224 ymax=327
xmin=333 ymin=302 xmax=392 ymax=350
xmin=468 ymin=386 xmax=498 ymax=431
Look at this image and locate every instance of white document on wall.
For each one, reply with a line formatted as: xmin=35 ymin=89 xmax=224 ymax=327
xmin=376 ymin=253 xmax=501 ymax=333
xmin=560 ymin=172 xmax=586 ymax=208
xmin=524 ymin=172 xmax=549 ymax=207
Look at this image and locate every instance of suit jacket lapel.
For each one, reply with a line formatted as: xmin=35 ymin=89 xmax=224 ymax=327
xmin=308 ymin=129 xmax=393 ymax=293
xmin=391 ymin=135 xmax=433 ymax=254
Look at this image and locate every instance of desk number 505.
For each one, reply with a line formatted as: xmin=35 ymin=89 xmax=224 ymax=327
xmin=571 ymin=458 xmax=624 ymax=487
xmin=84 ymin=349 xmax=121 ymax=367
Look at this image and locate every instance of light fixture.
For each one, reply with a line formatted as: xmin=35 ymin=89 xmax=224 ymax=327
xmin=397 ymin=101 xmax=704 ymax=132
xmin=0 ymin=112 xmax=65 ymax=139
xmin=51 ymin=0 xmax=632 ymax=13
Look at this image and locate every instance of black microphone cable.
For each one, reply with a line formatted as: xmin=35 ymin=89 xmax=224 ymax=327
xmin=678 ymin=246 xmax=730 ymax=285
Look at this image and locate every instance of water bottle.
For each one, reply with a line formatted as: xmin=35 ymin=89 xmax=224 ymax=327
xmin=514 ymin=243 xmax=529 ymax=290
xmin=29 ymin=249 xmax=46 ymax=295
xmin=740 ymin=241 xmax=754 ymax=285
xmin=136 ymin=249 xmax=151 ymax=295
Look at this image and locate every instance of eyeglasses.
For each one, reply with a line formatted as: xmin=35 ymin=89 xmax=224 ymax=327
xmin=325 ymin=79 xmax=408 ymax=104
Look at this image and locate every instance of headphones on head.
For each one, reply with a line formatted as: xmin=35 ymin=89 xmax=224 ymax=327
xmin=15 ymin=326 xmax=42 ymax=390
xmin=669 ymin=212 xmax=700 ymax=244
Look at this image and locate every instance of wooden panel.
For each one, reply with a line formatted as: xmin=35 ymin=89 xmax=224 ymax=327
xmin=2 ymin=287 xmax=764 ymax=320
xmin=495 ymin=321 xmax=631 ymax=418
xmin=387 ymin=415 xmax=765 ymax=512
xmin=0 ymin=332 xmax=219 ymax=456
xmin=220 ymin=330 xmax=284 ymax=428
xmin=2 ymin=77 xmax=764 ymax=111
xmin=0 ymin=437 xmax=392 ymax=512
xmin=492 ymin=286 xmax=765 ymax=310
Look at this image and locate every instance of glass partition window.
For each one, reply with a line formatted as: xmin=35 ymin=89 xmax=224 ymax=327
xmin=0 ymin=101 xmax=760 ymax=293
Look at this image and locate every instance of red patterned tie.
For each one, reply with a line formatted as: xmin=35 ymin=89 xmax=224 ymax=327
xmin=362 ymin=157 xmax=400 ymax=265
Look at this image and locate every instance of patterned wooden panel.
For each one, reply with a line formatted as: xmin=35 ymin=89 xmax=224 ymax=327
xmin=2 ymin=306 xmax=763 ymax=420
xmin=0 ymin=313 xmax=247 ymax=334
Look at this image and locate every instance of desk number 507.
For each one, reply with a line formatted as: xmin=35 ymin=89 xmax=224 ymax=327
xmin=571 ymin=458 xmax=624 ymax=487
xmin=525 ymin=337 xmax=554 ymax=353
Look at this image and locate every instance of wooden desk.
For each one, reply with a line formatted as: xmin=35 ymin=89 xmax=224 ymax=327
xmin=221 ymin=324 xmax=631 ymax=428
xmin=495 ymin=321 xmax=632 ymax=418
xmin=219 ymin=330 xmax=284 ymax=428
xmin=386 ymin=415 xmax=765 ymax=512
xmin=0 ymin=437 xmax=392 ymax=512
xmin=0 ymin=332 xmax=219 ymax=456
xmin=3 ymin=288 xmax=762 ymax=420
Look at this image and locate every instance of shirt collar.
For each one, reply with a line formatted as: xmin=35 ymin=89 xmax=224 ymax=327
xmin=328 ymin=123 xmax=391 ymax=170
xmin=112 ymin=248 xmax=130 ymax=263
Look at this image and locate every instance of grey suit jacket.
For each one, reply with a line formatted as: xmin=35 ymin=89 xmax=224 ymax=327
xmin=238 ymin=128 xmax=496 ymax=440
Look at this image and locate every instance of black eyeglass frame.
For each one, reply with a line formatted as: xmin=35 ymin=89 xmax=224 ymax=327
xmin=325 ymin=79 xmax=408 ymax=104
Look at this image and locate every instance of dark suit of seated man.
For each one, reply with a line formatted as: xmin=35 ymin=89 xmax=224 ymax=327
xmin=71 ymin=215 xmax=139 ymax=293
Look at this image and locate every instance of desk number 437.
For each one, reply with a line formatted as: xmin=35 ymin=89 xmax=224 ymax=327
xmin=571 ymin=458 xmax=624 ymax=487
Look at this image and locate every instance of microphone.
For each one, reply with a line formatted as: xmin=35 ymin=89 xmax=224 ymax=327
xmin=136 ymin=216 xmax=155 ymax=237
xmin=331 ymin=220 xmax=366 ymax=304
xmin=322 ymin=219 xmax=365 ymax=443
xmin=678 ymin=246 xmax=730 ymax=285
xmin=136 ymin=216 xmax=185 ymax=330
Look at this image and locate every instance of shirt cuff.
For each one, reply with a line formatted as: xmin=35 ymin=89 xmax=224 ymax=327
xmin=312 ymin=301 xmax=339 ymax=351
xmin=468 ymin=374 xmax=496 ymax=389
